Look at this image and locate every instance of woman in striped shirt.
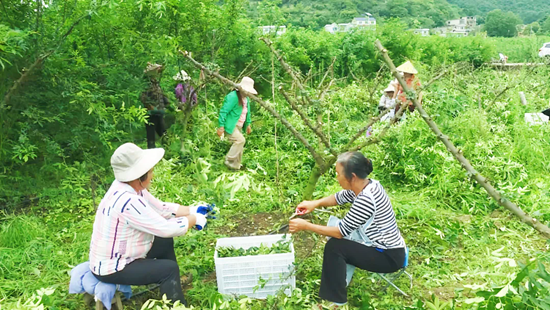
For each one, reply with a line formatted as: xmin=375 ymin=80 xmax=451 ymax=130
xmin=289 ymin=151 xmax=406 ymax=307
xmin=89 ymin=143 xmax=209 ymax=305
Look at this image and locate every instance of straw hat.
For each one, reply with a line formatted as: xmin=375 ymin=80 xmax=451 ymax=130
xmin=238 ymin=76 xmax=258 ymax=95
xmin=173 ymin=70 xmax=191 ymax=82
xmin=384 ymin=85 xmax=395 ymax=93
xmin=396 ymin=61 xmax=418 ymax=74
xmin=111 ymin=143 xmax=165 ymax=182
xmin=144 ymin=62 xmax=164 ymax=76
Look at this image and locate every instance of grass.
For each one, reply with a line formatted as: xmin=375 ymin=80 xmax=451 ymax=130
xmin=1 ymin=68 xmax=550 ymax=309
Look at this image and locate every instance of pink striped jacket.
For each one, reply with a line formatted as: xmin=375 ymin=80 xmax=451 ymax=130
xmin=89 ymin=180 xmax=189 ymax=276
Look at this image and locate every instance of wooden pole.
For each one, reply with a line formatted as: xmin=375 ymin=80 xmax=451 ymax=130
xmin=375 ymin=40 xmax=550 ymax=238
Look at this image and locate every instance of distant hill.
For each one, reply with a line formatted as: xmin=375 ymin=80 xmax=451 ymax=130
xmin=447 ymin=0 xmax=550 ymax=24
xmin=249 ymin=0 xmax=549 ymax=29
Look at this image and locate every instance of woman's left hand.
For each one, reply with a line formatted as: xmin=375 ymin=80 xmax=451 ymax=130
xmin=246 ymin=125 xmax=252 ymax=134
xmin=289 ymin=219 xmax=309 ymax=233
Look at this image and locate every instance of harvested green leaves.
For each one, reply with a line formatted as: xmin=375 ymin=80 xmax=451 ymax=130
xmin=217 ymin=236 xmax=292 ymax=258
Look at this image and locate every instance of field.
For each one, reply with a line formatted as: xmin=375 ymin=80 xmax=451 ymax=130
xmin=2 ymin=60 xmax=550 ymax=309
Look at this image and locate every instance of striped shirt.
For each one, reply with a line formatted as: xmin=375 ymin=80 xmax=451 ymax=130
xmin=89 ymin=180 xmax=190 ymax=276
xmin=335 ymin=179 xmax=405 ymax=249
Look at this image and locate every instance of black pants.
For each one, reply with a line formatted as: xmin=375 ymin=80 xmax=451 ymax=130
xmin=93 ymin=237 xmax=186 ymax=305
xmin=319 ymin=238 xmax=406 ymax=304
xmin=146 ymin=113 xmax=166 ymax=149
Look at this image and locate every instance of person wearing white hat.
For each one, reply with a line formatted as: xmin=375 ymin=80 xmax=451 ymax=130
xmin=216 ymin=76 xmax=257 ymax=170
xmin=173 ymin=70 xmax=198 ymax=109
xmin=89 ymin=143 xmax=209 ymax=306
xmin=393 ymin=61 xmax=422 ymax=115
xmin=378 ymin=85 xmax=396 ymax=122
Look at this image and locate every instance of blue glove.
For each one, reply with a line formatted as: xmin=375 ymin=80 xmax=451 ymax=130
xmin=190 ymin=204 xmax=216 ymax=219
xmin=195 ymin=214 xmax=207 ymax=231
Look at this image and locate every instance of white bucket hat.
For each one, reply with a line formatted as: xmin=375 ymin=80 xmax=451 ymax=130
xmin=384 ymin=85 xmax=395 ymax=93
xmin=238 ymin=76 xmax=258 ymax=95
xmin=111 ymin=143 xmax=165 ymax=182
xmin=173 ymin=70 xmax=190 ymax=82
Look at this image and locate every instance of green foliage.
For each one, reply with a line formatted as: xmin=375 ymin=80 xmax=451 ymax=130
xmin=476 ymin=253 xmax=550 ymax=309
xmin=217 ymin=235 xmax=292 ymax=258
xmin=543 ymin=17 xmax=550 ymax=34
xmin=447 ymin=0 xmax=550 ymax=24
xmin=250 ymin=0 xmax=461 ymax=29
xmin=2 ymin=0 xmax=550 ymax=309
xmin=485 ymin=9 xmax=523 ymax=37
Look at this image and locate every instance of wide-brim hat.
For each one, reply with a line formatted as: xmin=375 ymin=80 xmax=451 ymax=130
xmin=111 ymin=143 xmax=165 ymax=182
xmin=396 ymin=61 xmax=418 ymax=74
xmin=173 ymin=70 xmax=190 ymax=82
xmin=144 ymin=62 xmax=165 ymax=76
xmin=384 ymin=85 xmax=395 ymax=93
xmin=238 ymin=76 xmax=258 ymax=95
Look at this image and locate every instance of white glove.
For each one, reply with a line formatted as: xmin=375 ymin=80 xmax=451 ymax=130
xmin=194 ymin=213 xmax=207 ymax=231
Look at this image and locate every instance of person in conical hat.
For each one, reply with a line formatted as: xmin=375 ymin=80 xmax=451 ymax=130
xmin=396 ymin=61 xmax=418 ymax=75
xmin=217 ymin=76 xmax=257 ymax=170
xmin=394 ymin=60 xmax=422 ymax=115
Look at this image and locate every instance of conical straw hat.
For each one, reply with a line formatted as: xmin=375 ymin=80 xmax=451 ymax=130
xmin=396 ymin=61 xmax=418 ymax=74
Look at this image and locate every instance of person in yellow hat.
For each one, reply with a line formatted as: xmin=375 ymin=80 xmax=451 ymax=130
xmin=393 ymin=61 xmax=422 ymax=115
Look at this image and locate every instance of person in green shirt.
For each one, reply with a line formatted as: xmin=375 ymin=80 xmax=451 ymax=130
xmin=216 ymin=77 xmax=257 ymax=170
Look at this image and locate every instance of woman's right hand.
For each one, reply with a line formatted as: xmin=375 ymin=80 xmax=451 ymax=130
xmin=216 ymin=127 xmax=225 ymax=137
xmin=295 ymin=200 xmax=317 ymax=215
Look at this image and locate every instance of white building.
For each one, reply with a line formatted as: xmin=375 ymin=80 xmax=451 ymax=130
xmin=324 ymin=23 xmax=338 ymax=34
xmin=324 ymin=15 xmax=376 ymax=34
xmin=351 ymin=16 xmax=376 ymax=27
xmin=446 ymin=16 xmax=477 ymax=28
xmin=432 ymin=17 xmax=477 ymax=37
xmin=259 ymin=25 xmax=287 ymax=36
xmin=413 ymin=29 xmax=430 ymax=36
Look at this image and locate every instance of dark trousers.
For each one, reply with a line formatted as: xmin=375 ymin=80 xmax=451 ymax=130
xmin=146 ymin=113 xmax=166 ymax=149
xmin=93 ymin=237 xmax=186 ymax=305
xmin=319 ymin=238 xmax=406 ymax=304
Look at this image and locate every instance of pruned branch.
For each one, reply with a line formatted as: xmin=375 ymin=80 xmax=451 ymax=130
xmin=279 ymin=87 xmax=337 ymax=157
xmin=261 ymin=37 xmax=315 ymax=106
xmin=1 ymin=51 xmax=52 ymax=110
xmin=318 ymin=56 xmax=337 ymax=91
xmin=350 ymin=102 xmax=408 ymax=152
xmin=343 ymin=108 xmax=390 ymax=151
xmin=375 ymin=39 xmax=550 ymax=239
xmin=1 ymin=13 xmax=89 ymax=110
xmin=180 ymin=50 xmax=326 ymax=169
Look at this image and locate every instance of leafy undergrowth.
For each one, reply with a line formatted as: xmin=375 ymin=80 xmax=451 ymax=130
xmin=2 ymin=68 xmax=550 ymax=309
xmin=0 ymin=186 xmax=547 ymax=309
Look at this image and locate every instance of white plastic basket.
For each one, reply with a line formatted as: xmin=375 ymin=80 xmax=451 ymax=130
xmin=214 ymin=234 xmax=295 ymax=299
xmin=525 ymin=113 xmax=549 ymax=125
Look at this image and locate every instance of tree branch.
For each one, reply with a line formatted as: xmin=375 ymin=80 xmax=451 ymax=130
xmin=350 ymin=102 xmax=408 ymax=152
xmin=1 ymin=13 xmax=90 ymax=110
xmin=279 ymin=87 xmax=336 ymax=156
xmin=261 ymin=37 xmax=316 ymax=106
xmin=343 ymin=108 xmax=390 ymax=151
xmin=375 ymin=39 xmax=550 ymax=239
xmin=317 ymin=56 xmax=337 ymax=92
